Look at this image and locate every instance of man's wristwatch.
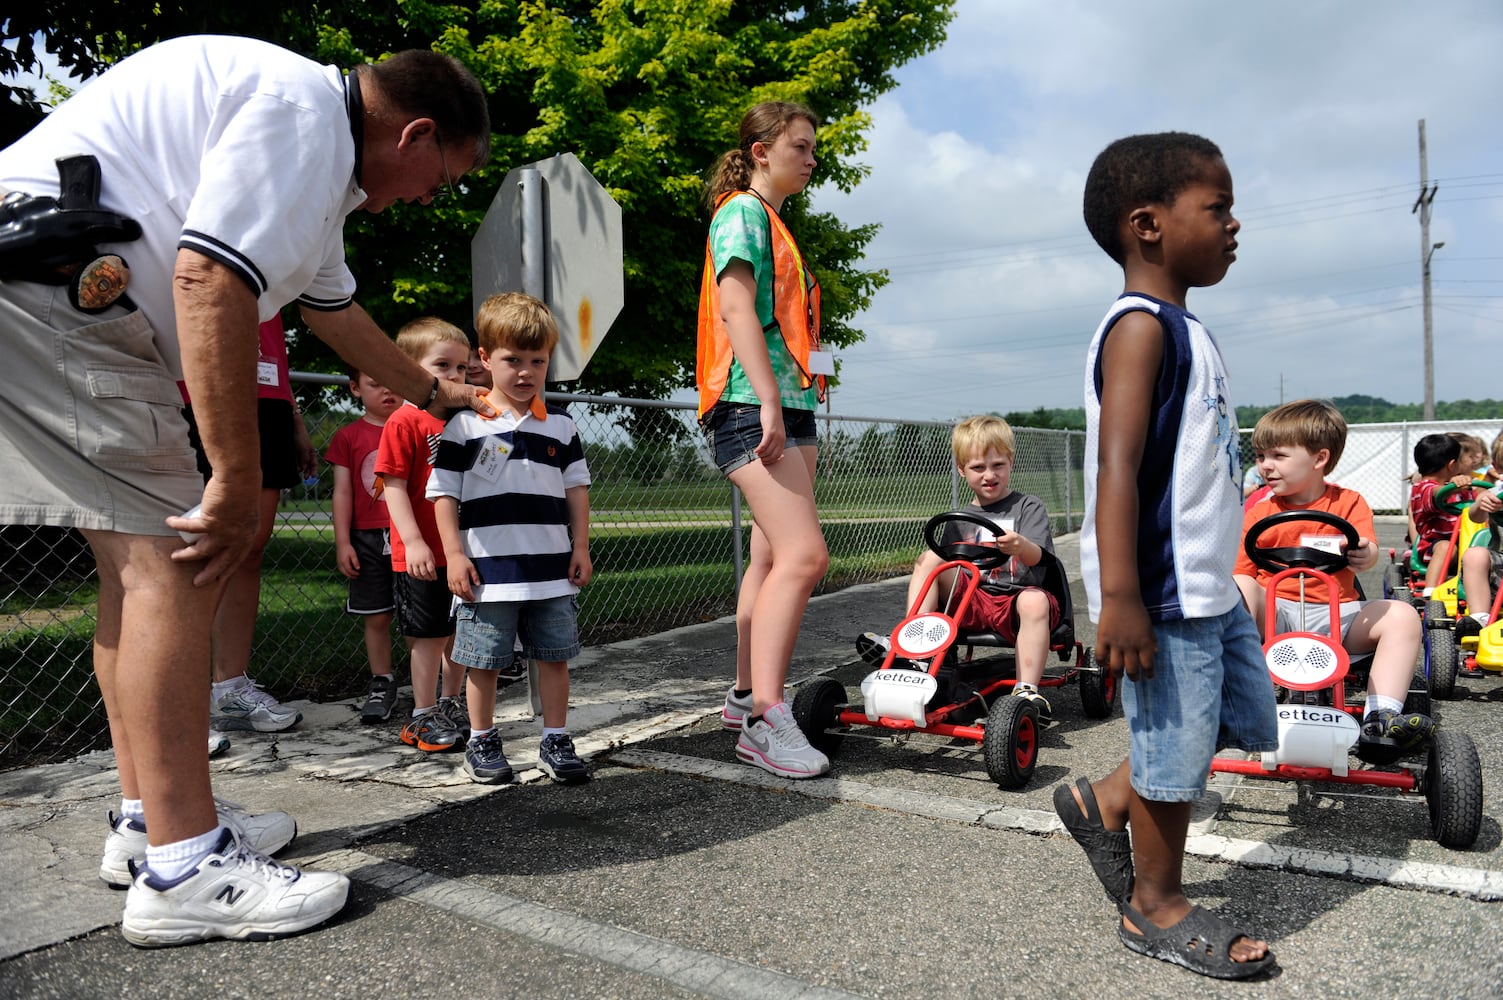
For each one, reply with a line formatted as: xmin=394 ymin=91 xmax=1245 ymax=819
xmin=425 ymin=376 xmax=440 ymax=407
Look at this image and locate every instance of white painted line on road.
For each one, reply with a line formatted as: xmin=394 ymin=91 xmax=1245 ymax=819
xmin=309 ymin=848 xmax=866 ymax=1000
xmin=609 ymin=748 xmax=1503 ymax=901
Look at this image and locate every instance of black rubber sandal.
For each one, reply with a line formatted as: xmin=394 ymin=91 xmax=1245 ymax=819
xmin=1118 ymin=902 xmax=1276 ymax=980
xmin=1053 ymin=777 xmax=1133 ymax=904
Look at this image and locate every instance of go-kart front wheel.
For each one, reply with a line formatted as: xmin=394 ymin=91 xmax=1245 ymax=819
xmin=982 ymin=695 xmax=1038 ymax=790
xmin=1426 ymin=729 xmax=1483 ymax=848
xmin=1077 ymin=647 xmax=1116 ymax=719
xmin=1383 ymin=562 xmax=1410 ymax=605
xmin=792 ymin=677 xmax=847 ymax=757
xmin=1426 ymin=622 xmax=1459 ymax=701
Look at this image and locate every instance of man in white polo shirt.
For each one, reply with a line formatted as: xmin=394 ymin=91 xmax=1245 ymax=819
xmin=0 ymin=34 xmax=492 ymax=947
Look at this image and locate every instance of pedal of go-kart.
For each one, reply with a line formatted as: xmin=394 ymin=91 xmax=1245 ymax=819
xmin=860 ymin=668 xmax=939 ymax=727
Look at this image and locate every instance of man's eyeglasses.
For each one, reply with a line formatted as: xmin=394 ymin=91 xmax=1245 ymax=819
xmin=434 ymin=133 xmax=456 ymax=202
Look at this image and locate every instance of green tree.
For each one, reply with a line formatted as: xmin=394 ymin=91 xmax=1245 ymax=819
xmin=5 ymin=1 xmax=954 ymax=409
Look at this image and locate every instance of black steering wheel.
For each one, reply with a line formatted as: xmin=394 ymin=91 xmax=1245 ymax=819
xmin=924 ymin=511 xmax=1010 ymax=571
xmin=1244 ymin=509 xmax=1360 ymax=575
xmin=1435 ymin=479 xmax=1494 ymax=515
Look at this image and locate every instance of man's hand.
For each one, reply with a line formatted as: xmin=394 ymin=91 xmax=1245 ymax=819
xmin=166 ymin=475 xmax=260 ymax=586
xmin=1097 ymin=595 xmax=1157 ymax=681
xmin=437 ymin=380 xmax=496 ymax=419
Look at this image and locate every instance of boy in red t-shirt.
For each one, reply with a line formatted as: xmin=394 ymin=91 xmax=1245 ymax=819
xmin=326 ymin=367 xmax=404 ymax=722
xmin=1410 ymin=434 xmax=1472 ymax=590
xmin=374 ymin=318 xmax=472 ymax=752
xmin=1234 ymin=400 xmax=1431 ymax=751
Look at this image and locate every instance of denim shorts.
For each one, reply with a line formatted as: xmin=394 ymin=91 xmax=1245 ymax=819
xmin=701 ymin=402 xmax=818 ymax=475
xmin=453 ymin=595 xmax=580 ymax=670
xmin=1123 ymin=603 xmax=1279 ymax=801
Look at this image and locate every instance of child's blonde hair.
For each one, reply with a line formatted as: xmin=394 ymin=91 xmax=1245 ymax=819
xmin=475 ymin=293 xmax=559 ymax=354
xmin=1492 ymin=431 xmax=1503 ymax=474
xmin=1250 ymin=399 xmax=1347 ymax=475
xmin=1448 ymin=431 xmax=1487 ymax=471
xmin=951 ymin=415 xmax=1016 ymax=465
xmin=394 ymin=316 xmax=468 ymax=361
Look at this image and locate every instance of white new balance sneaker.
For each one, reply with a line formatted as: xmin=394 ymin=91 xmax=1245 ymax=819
xmin=210 ymin=676 xmax=302 ymax=733
xmin=735 ymin=702 xmax=830 ymax=779
xmin=100 ymin=797 xmax=298 ymax=888
xmin=121 ymin=826 xmax=348 ymax=947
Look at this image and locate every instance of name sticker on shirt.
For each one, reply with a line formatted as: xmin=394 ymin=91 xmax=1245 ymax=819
xmin=1301 ymin=534 xmax=1343 ymax=555
xmin=807 ymin=350 xmax=835 ymax=376
xmin=473 ymin=437 xmax=513 ymax=483
xmin=256 ymin=360 xmax=279 ymax=387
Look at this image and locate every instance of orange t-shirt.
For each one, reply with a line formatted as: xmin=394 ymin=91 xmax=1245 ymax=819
xmin=1235 ymin=483 xmax=1373 ymax=605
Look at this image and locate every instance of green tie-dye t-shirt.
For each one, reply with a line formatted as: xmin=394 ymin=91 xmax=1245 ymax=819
xmin=708 ymin=195 xmax=818 ymax=412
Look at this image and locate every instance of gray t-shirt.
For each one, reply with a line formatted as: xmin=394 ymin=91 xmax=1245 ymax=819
xmin=938 ymin=491 xmax=1055 ymax=592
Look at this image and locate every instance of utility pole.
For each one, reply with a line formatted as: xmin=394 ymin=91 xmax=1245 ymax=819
xmin=1412 ymin=119 xmax=1440 ymax=421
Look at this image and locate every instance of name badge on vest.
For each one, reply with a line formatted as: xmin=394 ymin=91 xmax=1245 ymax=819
xmin=256 ymin=360 xmax=279 ymax=387
xmin=807 ymin=350 xmax=834 ymax=376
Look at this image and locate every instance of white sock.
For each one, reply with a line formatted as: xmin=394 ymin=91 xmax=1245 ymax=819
xmin=542 ymin=726 xmax=568 ymax=740
xmin=411 ymin=706 xmax=435 ymax=719
xmin=145 ymin=825 xmax=226 ymax=881
xmin=469 ymin=726 xmax=496 ymax=743
xmin=120 ymin=798 xmax=144 ymax=823
xmin=211 ymin=676 xmax=249 ymax=700
xmin=1471 ymin=611 xmax=1490 ymax=626
xmin=1367 ymin=694 xmax=1403 ymax=716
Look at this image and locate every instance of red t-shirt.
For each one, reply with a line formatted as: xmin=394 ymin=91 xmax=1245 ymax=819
xmin=178 ymin=316 xmax=293 ymax=404
xmin=324 ymin=417 xmax=389 ymax=531
xmin=1411 ymin=478 xmax=1468 ymax=556
xmin=1236 ymin=483 xmax=1373 ymax=605
xmin=374 ymin=404 xmax=446 ymax=572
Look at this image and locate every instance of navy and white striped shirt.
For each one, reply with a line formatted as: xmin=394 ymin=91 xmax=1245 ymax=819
xmin=1081 ymin=294 xmax=1243 ymax=623
xmin=427 ymin=404 xmax=590 ymax=602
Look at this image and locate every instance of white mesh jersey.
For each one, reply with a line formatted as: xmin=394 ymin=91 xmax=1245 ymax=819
xmin=0 ymin=35 xmax=365 ymax=377
xmin=1080 ymin=294 xmax=1243 ymax=623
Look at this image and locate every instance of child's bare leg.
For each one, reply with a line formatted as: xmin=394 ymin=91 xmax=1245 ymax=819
xmin=1461 ymin=547 xmax=1492 ymax=619
xmin=735 ymin=522 xmax=774 ymax=692
xmin=906 ymin=550 xmax=945 ymax=613
xmin=364 ymin=611 xmax=394 ymax=676
xmin=1012 ymin=589 xmax=1052 ymax=688
xmin=535 ymin=660 xmax=570 ymax=729
xmin=439 ymin=635 xmax=464 ymax=699
xmin=466 ymin=668 xmax=499 ymax=732
xmin=1345 ymin=600 xmax=1422 ymax=704
xmin=408 ymin=636 xmax=444 ymax=711
xmin=728 ymin=448 xmax=828 ymax=715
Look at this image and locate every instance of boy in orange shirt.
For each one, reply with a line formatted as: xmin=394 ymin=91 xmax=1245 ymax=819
xmin=1234 ymin=399 xmax=1431 ymax=751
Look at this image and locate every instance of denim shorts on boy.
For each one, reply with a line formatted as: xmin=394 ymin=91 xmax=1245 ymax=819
xmin=701 ymin=402 xmax=818 ymax=475
xmin=1122 ymin=604 xmax=1278 ymax=801
xmin=0 ymin=280 xmax=202 ymax=536
xmin=1273 ymin=598 xmax=1361 ymax=641
xmin=184 ymin=398 xmax=301 ymax=490
xmin=958 ymin=588 xmax=1062 ymax=644
xmin=346 ymin=527 xmax=395 ymax=615
xmin=392 ymin=572 xmax=455 ymax=639
xmin=453 ymin=595 xmax=581 ymax=670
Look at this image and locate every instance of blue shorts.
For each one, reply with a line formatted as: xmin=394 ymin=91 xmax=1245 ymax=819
xmin=453 ymin=595 xmax=580 ymax=670
xmin=701 ymin=402 xmax=817 ymax=475
xmin=1123 ymin=604 xmax=1279 ymax=801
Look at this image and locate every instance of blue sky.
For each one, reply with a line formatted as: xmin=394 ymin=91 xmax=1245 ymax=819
xmin=810 ymin=0 xmax=1503 ymax=421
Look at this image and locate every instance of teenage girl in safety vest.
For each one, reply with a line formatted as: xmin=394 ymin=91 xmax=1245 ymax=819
xmin=697 ymin=101 xmax=832 ymax=780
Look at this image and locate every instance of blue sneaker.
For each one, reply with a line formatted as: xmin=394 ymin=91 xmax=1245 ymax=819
xmin=463 ymin=730 xmax=513 ymax=784
xmin=538 ymin=733 xmax=590 ymax=784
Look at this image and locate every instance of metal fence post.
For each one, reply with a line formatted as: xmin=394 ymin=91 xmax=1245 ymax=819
xmin=1064 ymin=431 xmax=1074 ymax=534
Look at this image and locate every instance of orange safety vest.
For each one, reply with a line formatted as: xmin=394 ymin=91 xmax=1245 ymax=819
xmin=696 ymin=190 xmax=824 ymax=418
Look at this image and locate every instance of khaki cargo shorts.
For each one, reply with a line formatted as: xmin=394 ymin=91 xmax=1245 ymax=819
xmin=0 ymin=280 xmax=201 ymax=536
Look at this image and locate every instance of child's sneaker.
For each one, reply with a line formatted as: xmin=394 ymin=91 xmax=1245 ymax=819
xmin=1360 ymin=708 xmax=1435 ymax=753
xmin=437 ymin=695 xmax=470 ymax=739
xmin=360 ymin=675 xmax=398 ymax=723
xmin=855 ymin=631 xmax=891 ymax=666
xmin=1012 ymin=687 xmax=1053 ymax=725
xmin=538 ymin=732 xmax=590 ymax=784
xmin=207 ymin=728 xmax=230 ymax=757
xmin=462 ymin=730 xmax=514 ymax=784
xmin=210 ymin=676 xmax=302 ymax=733
xmin=101 ymin=797 xmax=299 ymax=888
xmin=735 ymin=702 xmax=830 ymax=779
xmin=120 ymin=826 xmax=348 ymax=947
xmin=399 ymin=709 xmax=463 ymax=752
xmin=720 ymin=685 xmax=754 ymax=731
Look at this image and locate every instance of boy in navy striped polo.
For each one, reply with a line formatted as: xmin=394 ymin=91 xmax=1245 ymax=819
xmin=429 ymin=293 xmax=593 ymax=784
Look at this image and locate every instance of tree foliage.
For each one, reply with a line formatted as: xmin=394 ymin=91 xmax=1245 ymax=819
xmin=4 ymin=1 xmax=954 ymax=406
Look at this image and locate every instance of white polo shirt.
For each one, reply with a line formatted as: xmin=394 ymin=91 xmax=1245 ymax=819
xmin=0 ymin=34 xmax=367 ymax=377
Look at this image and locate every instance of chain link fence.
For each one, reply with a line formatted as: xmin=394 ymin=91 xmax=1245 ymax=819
xmin=1 ymin=381 xmax=1083 ymax=768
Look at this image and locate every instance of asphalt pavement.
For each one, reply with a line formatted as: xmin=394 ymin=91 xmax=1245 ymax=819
xmin=3 ymin=519 xmax=1502 ymax=999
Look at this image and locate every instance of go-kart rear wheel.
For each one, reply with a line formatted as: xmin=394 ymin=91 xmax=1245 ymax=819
xmin=1426 ymin=729 xmax=1483 ymax=848
xmin=1077 ymin=647 xmax=1116 ymax=719
xmin=1424 ymin=598 xmax=1449 ymax=628
xmin=792 ymin=677 xmax=846 ymax=757
xmin=1382 ymin=563 xmax=1410 ymax=605
xmin=982 ymin=695 xmax=1038 ymax=790
xmin=1403 ymin=671 xmax=1431 ymax=718
xmin=1426 ymin=623 xmax=1459 ymax=701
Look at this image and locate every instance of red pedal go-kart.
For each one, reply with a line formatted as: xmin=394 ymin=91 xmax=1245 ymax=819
xmin=791 ymin=511 xmax=1115 ymax=790
xmin=1210 ymin=510 xmax=1482 ymax=848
